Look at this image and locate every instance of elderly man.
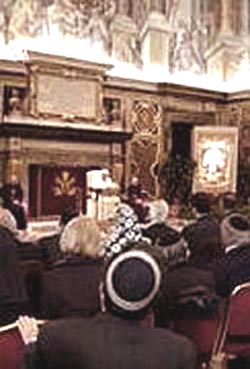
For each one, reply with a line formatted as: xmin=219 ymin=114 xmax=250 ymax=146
xmin=182 ymin=192 xmax=221 ymax=267
xmin=18 ymin=249 xmax=196 ymax=369
xmin=214 ymin=214 xmax=250 ymax=297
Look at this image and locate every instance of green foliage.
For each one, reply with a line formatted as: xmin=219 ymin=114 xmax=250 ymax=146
xmin=159 ymin=155 xmax=196 ymax=205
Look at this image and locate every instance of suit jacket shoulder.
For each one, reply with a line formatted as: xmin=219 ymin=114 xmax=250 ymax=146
xmin=26 ymin=316 xmax=196 ymax=369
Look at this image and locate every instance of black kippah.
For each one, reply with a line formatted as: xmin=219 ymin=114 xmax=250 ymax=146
xmin=105 ymin=250 xmax=161 ymax=312
xmin=112 ymin=258 xmax=154 ymax=302
xmin=230 ymin=215 xmax=250 ymax=231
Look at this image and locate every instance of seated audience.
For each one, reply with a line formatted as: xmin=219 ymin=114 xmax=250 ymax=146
xmin=220 ymin=192 xmax=243 ymax=250
xmin=182 ymin=192 xmax=221 ymax=267
xmin=39 ymin=215 xmax=103 ymax=319
xmin=221 ymin=192 xmax=238 ymax=215
xmin=158 ymin=262 xmax=220 ymax=326
xmin=142 ymin=199 xmax=190 ymax=267
xmin=214 ymin=214 xmax=250 ymax=297
xmin=0 ymin=226 xmax=28 ymax=325
xmin=18 ymin=249 xmax=196 ymax=369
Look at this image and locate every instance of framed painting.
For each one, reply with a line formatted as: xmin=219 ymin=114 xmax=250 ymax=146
xmin=192 ymin=126 xmax=239 ymax=194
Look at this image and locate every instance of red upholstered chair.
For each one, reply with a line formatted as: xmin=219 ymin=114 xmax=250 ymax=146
xmin=172 ymin=316 xmax=219 ymax=363
xmin=209 ymin=282 xmax=250 ymax=369
xmin=0 ymin=323 xmax=25 ymax=369
xmin=219 ymin=282 xmax=250 ymax=358
xmin=173 ymin=317 xmax=219 ymax=356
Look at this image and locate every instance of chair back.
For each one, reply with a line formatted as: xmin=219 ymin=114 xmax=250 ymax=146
xmin=212 ymin=282 xmax=250 ymax=359
xmin=0 ymin=324 xmax=25 ymax=369
xmin=173 ymin=316 xmax=219 ymax=359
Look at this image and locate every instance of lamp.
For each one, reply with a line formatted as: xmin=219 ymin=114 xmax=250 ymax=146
xmin=86 ymin=170 xmax=109 ymax=220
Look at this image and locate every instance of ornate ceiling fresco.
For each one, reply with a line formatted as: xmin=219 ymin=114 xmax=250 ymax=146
xmin=0 ymin=0 xmax=250 ymax=91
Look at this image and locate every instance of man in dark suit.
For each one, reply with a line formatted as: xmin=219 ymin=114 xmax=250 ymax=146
xmin=182 ymin=192 xmax=221 ymax=267
xmin=214 ymin=214 xmax=250 ymax=297
xmin=19 ymin=249 xmax=196 ymax=369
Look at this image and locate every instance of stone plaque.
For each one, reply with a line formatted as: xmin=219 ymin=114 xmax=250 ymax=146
xmin=37 ymin=74 xmax=98 ymax=119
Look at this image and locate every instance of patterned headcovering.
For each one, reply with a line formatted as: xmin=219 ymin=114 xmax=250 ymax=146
xmin=221 ymin=213 xmax=250 ymax=249
xmin=100 ymin=203 xmax=151 ymax=259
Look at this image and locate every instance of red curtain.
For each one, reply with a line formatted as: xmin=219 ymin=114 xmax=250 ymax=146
xmin=29 ymin=165 xmax=87 ymax=217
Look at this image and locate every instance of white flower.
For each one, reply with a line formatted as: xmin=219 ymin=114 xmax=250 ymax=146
xmin=124 ymin=218 xmax=134 ymax=229
xmin=119 ymin=237 xmax=127 ymax=246
xmin=111 ymin=244 xmax=122 ymax=254
xmin=126 ymin=230 xmax=136 ymax=241
xmin=134 ymin=233 xmax=141 ymax=242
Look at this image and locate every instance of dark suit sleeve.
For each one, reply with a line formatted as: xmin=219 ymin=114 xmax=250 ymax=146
xmin=213 ymin=258 xmax=230 ymax=297
xmin=23 ymin=327 xmax=50 ymax=369
xmin=23 ymin=342 xmax=44 ymax=369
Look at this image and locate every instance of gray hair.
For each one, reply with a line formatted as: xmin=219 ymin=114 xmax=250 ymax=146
xmin=146 ymin=199 xmax=169 ymax=226
xmin=60 ymin=215 xmax=102 ymax=258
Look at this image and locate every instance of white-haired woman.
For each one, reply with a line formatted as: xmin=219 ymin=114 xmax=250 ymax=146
xmin=142 ymin=199 xmax=190 ymax=267
xmin=39 ymin=215 xmax=103 ymax=319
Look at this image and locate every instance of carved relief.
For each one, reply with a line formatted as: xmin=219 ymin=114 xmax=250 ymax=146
xmin=132 ymin=101 xmax=160 ymax=135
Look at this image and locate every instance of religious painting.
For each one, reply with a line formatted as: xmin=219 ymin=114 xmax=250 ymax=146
xmin=192 ymin=126 xmax=239 ymax=194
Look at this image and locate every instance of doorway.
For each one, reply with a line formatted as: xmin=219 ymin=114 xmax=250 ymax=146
xmin=171 ymin=122 xmax=193 ymax=159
